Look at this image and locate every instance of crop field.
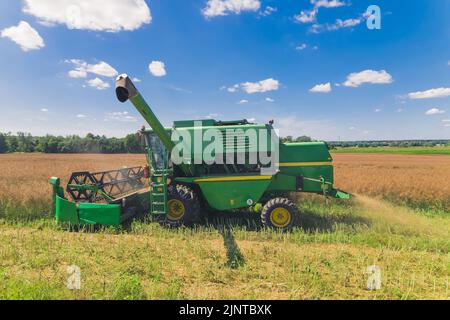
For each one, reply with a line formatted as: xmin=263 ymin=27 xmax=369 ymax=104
xmin=0 ymin=153 xmax=449 ymax=299
xmin=333 ymin=154 xmax=450 ymax=213
xmin=332 ymin=146 xmax=450 ymax=155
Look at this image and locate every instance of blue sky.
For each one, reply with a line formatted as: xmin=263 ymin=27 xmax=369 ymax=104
xmin=0 ymin=0 xmax=449 ymax=140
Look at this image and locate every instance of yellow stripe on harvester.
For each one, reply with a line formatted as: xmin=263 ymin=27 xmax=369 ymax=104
xmin=194 ymin=175 xmax=273 ymax=182
xmin=278 ymin=161 xmax=333 ymax=167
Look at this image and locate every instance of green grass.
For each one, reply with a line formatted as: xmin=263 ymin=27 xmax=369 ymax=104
xmin=0 ymin=196 xmax=449 ymax=300
xmin=331 ymin=146 xmax=450 ymax=155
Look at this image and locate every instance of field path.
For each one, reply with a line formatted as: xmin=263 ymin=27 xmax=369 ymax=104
xmin=354 ymin=194 xmax=450 ymax=238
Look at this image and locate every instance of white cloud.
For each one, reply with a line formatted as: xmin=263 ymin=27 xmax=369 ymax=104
xmin=22 ymin=0 xmax=151 ymax=32
xmin=1 ymin=21 xmax=44 ymax=51
xmin=76 ymin=114 xmax=87 ymax=118
xmin=260 ymin=6 xmax=277 ymax=17
xmin=167 ymin=85 xmax=192 ymax=94
xmin=425 ymin=108 xmax=445 ymax=116
xmin=312 ymin=0 xmax=346 ymax=8
xmin=132 ymin=77 xmax=141 ymax=83
xmin=310 ymin=17 xmax=362 ymax=33
xmin=241 ymin=78 xmax=279 ymax=94
xmin=206 ymin=113 xmax=220 ymax=119
xmin=295 ymin=1 xmax=348 ymax=25
xmin=309 ymin=82 xmax=332 ymax=93
xmin=41 ymin=108 xmax=48 ymax=112
xmin=86 ymin=78 xmax=110 ymax=90
xmin=66 ymin=59 xmax=118 ymax=78
xmin=238 ymin=99 xmax=249 ymax=104
xmin=227 ymin=84 xmax=240 ymax=93
xmin=273 ymin=115 xmax=333 ymax=138
xmin=407 ymin=87 xmax=450 ymax=100
xmin=202 ymin=0 xmax=261 ymax=17
xmin=442 ymin=119 xmax=450 ymax=122
xmin=265 ymin=97 xmax=275 ymax=102
xmin=294 ymin=9 xmax=317 ymax=23
xmin=105 ymin=111 xmax=137 ymax=122
xmin=374 ymin=108 xmax=381 ymax=112
xmin=334 ymin=18 xmax=361 ymax=28
xmin=149 ymin=61 xmax=166 ymax=77
xmin=226 ymin=78 xmax=279 ymax=94
xmin=343 ymin=69 xmax=393 ymax=87
xmin=68 ymin=69 xmax=87 ymax=78
xmin=296 ymin=43 xmax=307 ymax=51
xmin=86 ymin=61 xmax=118 ymax=77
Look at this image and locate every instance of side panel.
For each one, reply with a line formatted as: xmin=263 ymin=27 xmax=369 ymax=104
xmin=78 ymin=203 xmax=121 ymax=226
xmin=279 ymin=142 xmax=334 ymax=193
xmin=280 ymin=166 xmax=334 ymax=193
xmin=195 ymin=177 xmax=272 ymax=211
xmin=55 ymin=195 xmax=79 ymax=224
xmin=279 ymin=142 xmax=332 ymax=163
xmin=267 ymin=173 xmax=297 ymax=191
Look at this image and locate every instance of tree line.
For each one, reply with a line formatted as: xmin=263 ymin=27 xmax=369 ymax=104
xmin=0 ymin=132 xmax=447 ymax=154
xmin=327 ymin=139 xmax=450 ymax=148
xmin=0 ymin=132 xmax=313 ymax=154
xmin=0 ymin=132 xmax=144 ymax=154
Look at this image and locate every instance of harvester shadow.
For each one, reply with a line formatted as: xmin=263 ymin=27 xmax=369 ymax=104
xmin=204 ymin=210 xmax=262 ymax=232
xmin=218 ymin=227 xmax=246 ymax=269
xmin=58 ymin=205 xmax=371 ymax=236
xmin=202 ymin=209 xmax=371 ymax=233
xmin=297 ymin=210 xmax=371 ymax=233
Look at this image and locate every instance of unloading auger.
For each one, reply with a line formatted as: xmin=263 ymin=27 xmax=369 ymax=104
xmin=49 ymin=74 xmax=350 ymax=231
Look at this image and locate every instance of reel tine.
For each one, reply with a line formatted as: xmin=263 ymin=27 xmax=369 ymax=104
xmin=67 ymin=167 xmax=145 ymax=202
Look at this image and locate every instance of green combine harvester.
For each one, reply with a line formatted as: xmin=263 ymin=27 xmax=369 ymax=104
xmin=49 ymin=74 xmax=350 ymax=231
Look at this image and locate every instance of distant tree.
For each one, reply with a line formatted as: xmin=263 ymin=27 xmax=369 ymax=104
xmin=0 ymin=133 xmax=6 ymax=153
xmin=16 ymin=132 xmax=35 ymax=152
xmin=6 ymin=134 xmax=18 ymax=152
xmin=295 ymin=135 xmax=312 ymax=142
xmin=124 ymin=133 xmax=143 ymax=153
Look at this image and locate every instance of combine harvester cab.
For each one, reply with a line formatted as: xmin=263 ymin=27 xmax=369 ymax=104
xmin=50 ymin=74 xmax=350 ymax=231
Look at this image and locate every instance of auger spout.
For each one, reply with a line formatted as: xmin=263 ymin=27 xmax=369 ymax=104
xmin=115 ymin=74 xmax=175 ymax=152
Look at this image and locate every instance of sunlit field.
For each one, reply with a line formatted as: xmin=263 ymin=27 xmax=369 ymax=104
xmin=0 ymin=153 xmax=449 ymax=299
xmin=0 ymin=154 xmax=146 ymax=221
xmin=1 ymin=153 xmax=447 ymax=217
xmin=332 ymin=146 xmax=450 ymax=155
xmin=333 ymin=154 xmax=450 ymax=213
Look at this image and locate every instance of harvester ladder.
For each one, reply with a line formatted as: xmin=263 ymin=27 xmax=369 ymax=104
xmin=150 ymin=170 xmax=169 ymax=215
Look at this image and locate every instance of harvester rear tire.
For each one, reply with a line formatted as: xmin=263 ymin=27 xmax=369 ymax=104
xmin=165 ymin=184 xmax=201 ymax=227
xmin=261 ymin=197 xmax=299 ymax=231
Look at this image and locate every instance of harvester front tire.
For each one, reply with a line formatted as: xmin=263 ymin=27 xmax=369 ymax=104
xmin=165 ymin=184 xmax=201 ymax=227
xmin=261 ymin=197 xmax=299 ymax=231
